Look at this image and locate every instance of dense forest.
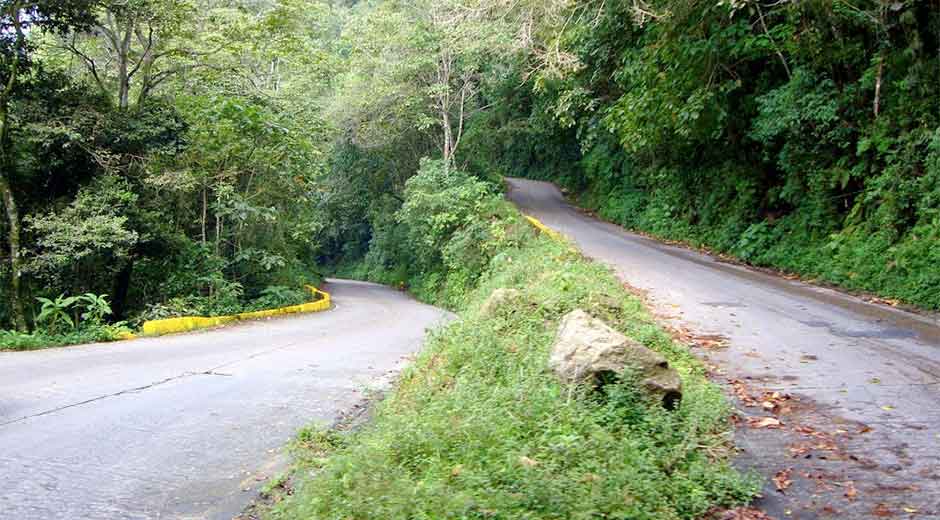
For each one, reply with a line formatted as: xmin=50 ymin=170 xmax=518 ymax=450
xmin=1 ymin=0 xmax=938 ymax=346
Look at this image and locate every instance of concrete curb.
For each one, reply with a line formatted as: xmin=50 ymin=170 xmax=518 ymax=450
xmin=138 ymin=286 xmax=332 ymax=337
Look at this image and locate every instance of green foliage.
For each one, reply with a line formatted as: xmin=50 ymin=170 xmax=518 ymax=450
xmin=244 ymin=285 xmax=310 ymax=312
xmin=78 ymin=293 xmax=112 ymax=324
xmin=269 ymin=211 xmax=757 ymax=519
xmin=35 ymin=293 xmax=79 ymax=333
xmin=4 ymin=290 xmax=128 ymax=350
xmin=0 ymin=323 xmax=132 ymax=351
xmin=25 ymin=175 xmax=140 ymax=284
xmin=458 ymin=0 xmax=940 ymax=310
xmin=133 ymin=283 xmax=312 ymax=325
xmin=1 ymin=0 xmax=336 ymax=331
xmin=354 ymin=160 xmax=529 ymax=307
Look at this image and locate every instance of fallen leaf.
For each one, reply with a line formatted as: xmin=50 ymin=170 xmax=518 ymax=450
xmin=881 ymin=405 xmax=895 ymax=411
xmin=748 ymin=416 xmax=783 ymax=429
xmin=788 ymin=444 xmax=811 ymax=457
xmin=773 ymin=468 xmax=793 ymax=492
xmin=712 ymin=507 xmax=772 ymax=520
xmin=902 ymin=507 xmax=919 ymax=513
xmin=580 ymin=473 xmax=601 ymax=483
xmin=871 ymin=503 xmax=894 ymax=517
xmin=844 ymin=481 xmax=858 ymax=501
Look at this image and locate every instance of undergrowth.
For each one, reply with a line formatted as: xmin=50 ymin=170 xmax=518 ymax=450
xmin=0 ymin=324 xmax=132 ymax=351
xmin=266 ymin=168 xmax=758 ymax=518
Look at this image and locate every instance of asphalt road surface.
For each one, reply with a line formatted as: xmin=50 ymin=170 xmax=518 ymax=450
xmin=508 ymin=178 xmax=940 ymax=519
xmin=0 ymin=279 xmax=449 ymax=520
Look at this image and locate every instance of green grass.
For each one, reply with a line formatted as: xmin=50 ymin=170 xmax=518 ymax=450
xmin=0 ymin=324 xmax=131 ymax=351
xmin=265 ymin=235 xmax=757 ymax=519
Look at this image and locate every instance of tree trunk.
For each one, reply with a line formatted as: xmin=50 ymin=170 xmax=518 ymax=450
xmin=111 ymin=257 xmax=134 ymax=321
xmin=201 ymin=186 xmax=208 ymax=246
xmin=0 ymin=173 xmax=26 ymax=331
xmin=117 ymin=22 xmax=134 ymax=110
xmin=0 ymin=3 xmax=28 ymax=331
xmin=873 ymin=53 xmax=884 ymax=118
xmin=438 ymin=51 xmax=454 ymax=169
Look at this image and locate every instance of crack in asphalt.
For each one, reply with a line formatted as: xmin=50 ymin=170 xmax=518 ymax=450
xmin=0 ymin=371 xmax=222 ymax=428
xmin=0 ymin=340 xmax=304 ymax=429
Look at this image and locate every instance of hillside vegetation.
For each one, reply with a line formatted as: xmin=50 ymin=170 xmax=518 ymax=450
xmin=265 ymin=159 xmax=757 ymax=519
xmin=3 ymin=2 xmax=937 ymax=346
xmin=458 ymin=1 xmax=940 ymax=309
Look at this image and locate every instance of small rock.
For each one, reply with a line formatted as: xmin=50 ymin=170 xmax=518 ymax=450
xmin=549 ymin=309 xmax=682 ymax=409
xmin=480 ymin=288 xmax=522 ymax=317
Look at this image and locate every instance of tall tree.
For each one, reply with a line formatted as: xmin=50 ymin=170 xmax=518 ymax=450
xmin=63 ymin=0 xmax=200 ymax=109
xmin=0 ymin=0 xmax=97 ymax=330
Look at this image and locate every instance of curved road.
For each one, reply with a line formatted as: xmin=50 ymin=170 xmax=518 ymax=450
xmin=0 ymin=279 xmax=449 ymax=520
xmin=508 ymin=178 xmax=940 ymax=518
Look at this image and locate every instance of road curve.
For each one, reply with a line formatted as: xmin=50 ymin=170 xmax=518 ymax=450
xmin=508 ymin=178 xmax=940 ymax=518
xmin=0 ymin=279 xmax=450 ymax=520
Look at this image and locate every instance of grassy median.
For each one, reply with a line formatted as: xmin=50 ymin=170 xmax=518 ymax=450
xmin=263 ymin=219 xmax=758 ymax=519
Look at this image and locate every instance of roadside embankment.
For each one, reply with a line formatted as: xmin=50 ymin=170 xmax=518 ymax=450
xmin=261 ymin=197 xmax=758 ymax=519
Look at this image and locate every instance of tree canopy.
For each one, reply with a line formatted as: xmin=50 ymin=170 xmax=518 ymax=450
xmin=2 ymin=0 xmax=939 ymax=335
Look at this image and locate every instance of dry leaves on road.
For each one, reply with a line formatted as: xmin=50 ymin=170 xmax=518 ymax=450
xmin=844 ymin=480 xmax=858 ymax=501
xmin=707 ymin=507 xmax=773 ymax=520
xmin=773 ymin=468 xmax=793 ymax=492
xmin=728 ymin=379 xmax=795 ymax=415
xmin=747 ymin=416 xmax=783 ymax=429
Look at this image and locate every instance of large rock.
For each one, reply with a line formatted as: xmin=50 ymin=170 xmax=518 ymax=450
xmin=549 ymin=309 xmax=682 ymax=409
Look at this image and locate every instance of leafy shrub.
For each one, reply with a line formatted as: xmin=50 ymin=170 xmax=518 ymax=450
xmin=35 ymin=294 xmax=80 ymax=333
xmin=396 ymin=158 xmax=498 ymax=271
xmin=244 ymin=286 xmax=310 ymax=311
xmin=355 ymin=159 xmax=533 ymax=307
xmin=78 ymin=293 xmax=113 ymax=324
xmin=132 ymin=284 xmax=313 ymax=325
xmin=134 ymin=296 xmax=205 ymax=325
xmin=732 ymin=222 xmax=776 ymax=263
xmin=0 ymin=322 xmax=132 ymax=351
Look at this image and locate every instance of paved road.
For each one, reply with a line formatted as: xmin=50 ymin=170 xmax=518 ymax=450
xmin=0 ymin=279 xmax=449 ymax=520
xmin=508 ymin=178 xmax=940 ymax=519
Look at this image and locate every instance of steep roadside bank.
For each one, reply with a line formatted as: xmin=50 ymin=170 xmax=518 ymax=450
xmin=258 ymin=186 xmax=758 ymax=519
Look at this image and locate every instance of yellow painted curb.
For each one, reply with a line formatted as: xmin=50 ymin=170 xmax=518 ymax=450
xmin=524 ymin=215 xmax=564 ymax=241
xmin=140 ymin=285 xmax=331 ymax=337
